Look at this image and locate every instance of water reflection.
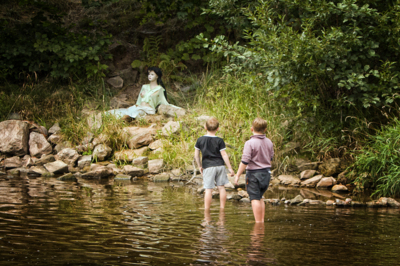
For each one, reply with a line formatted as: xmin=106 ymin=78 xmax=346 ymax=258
xmin=0 ymin=175 xmax=400 ymax=265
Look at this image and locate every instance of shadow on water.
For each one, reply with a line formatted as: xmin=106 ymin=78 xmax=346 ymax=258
xmin=0 ymin=175 xmax=399 ymax=265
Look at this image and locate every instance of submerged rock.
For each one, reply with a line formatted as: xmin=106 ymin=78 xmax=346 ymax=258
xmin=57 ymin=173 xmax=77 ymax=181
xmin=290 ymin=195 xmax=304 ymax=205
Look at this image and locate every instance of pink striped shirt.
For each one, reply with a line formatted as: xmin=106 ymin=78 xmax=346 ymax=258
xmin=241 ymin=135 xmax=274 ymax=170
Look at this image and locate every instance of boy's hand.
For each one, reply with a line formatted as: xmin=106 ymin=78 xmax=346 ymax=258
xmin=228 ymin=168 xmax=235 ymax=177
xmin=234 ymin=175 xmax=240 ymax=186
xmin=199 ymin=167 xmax=203 ymax=175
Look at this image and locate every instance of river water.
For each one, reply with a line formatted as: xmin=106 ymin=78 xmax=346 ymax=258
xmin=0 ymin=175 xmax=399 ymax=265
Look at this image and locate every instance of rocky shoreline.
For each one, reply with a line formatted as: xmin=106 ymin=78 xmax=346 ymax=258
xmin=1 ymin=111 xmax=399 ymax=210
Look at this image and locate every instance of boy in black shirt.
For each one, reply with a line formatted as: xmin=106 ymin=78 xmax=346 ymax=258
xmin=194 ymin=117 xmax=235 ymax=210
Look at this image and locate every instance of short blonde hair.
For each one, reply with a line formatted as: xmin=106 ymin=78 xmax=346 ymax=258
xmin=252 ymin=117 xmax=267 ymax=133
xmin=206 ymin=117 xmax=219 ymax=131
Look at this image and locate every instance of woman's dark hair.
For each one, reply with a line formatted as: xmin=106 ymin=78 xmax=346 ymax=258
xmin=148 ymin=66 xmax=167 ymax=101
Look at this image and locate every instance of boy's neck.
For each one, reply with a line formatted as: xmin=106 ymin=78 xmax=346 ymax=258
xmin=206 ymin=130 xmax=217 ymax=136
xmin=253 ymin=131 xmax=264 ymax=136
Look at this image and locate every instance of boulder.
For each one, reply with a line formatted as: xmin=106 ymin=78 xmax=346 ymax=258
xmin=92 ymin=133 xmax=110 ymax=147
xmin=158 ymin=104 xmax=186 ymax=118
xmin=162 ymin=121 xmax=181 ymax=136
xmin=152 ymin=173 xmax=170 ymax=182
xmin=240 ymin=198 xmax=251 ymax=203
xmin=300 ymin=170 xmax=316 ymax=180
xmin=228 ymin=174 xmax=246 ymax=188
xmin=123 ymin=127 xmax=156 ymax=149
xmin=107 ymin=76 xmax=124 ymax=89
xmin=77 ymin=155 xmax=92 ymax=169
xmin=35 ymin=154 xmax=56 ymax=166
xmin=87 ymin=112 xmax=102 ymax=131
xmin=337 ymin=171 xmax=349 ymax=184
xmin=44 ymin=160 xmax=68 ymax=174
xmin=300 ymin=175 xmax=323 ymax=188
xmin=238 ymin=190 xmax=249 ymax=198
xmin=326 ymin=200 xmax=335 ymax=206
xmin=22 ymin=155 xmax=34 ymax=167
xmin=224 ymin=181 xmax=235 ymax=190
xmin=132 ymin=156 xmax=148 ymax=165
xmin=75 ymin=143 xmax=94 ymax=153
xmin=48 ymin=134 xmax=63 ymax=144
xmin=82 ymin=133 xmax=94 ymax=145
xmin=290 ymin=195 xmax=304 ymax=205
xmin=149 ymin=139 xmax=163 ymax=150
xmin=387 ymin=198 xmax=400 ymax=208
xmin=278 ymin=175 xmax=301 ymax=186
xmin=123 ymin=165 xmax=144 ymax=176
xmin=318 ymin=158 xmax=341 ymax=177
xmin=316 ymin=177 xmax=337 ymax=189
xmin=331 ymin=184 xmax=348 ymax=193
xmin=57 ymin=173 xmax=77 ymax=181
xmin=93 ymin=144 xmax=112 ymax=161
xmin=54 ymin=141 xmax=72 ymax=154
xmin=81 ymin=166 xmax=114 ymax=179
xmin=118 ymin=68 xmax=138 ymax=86
xmin=48 ymin=123 xmax=61 ymax=135
xmin=195 ymin=115 xmax=212 ymax=125
xmin=4 ymin=156 xmax=22 ymax=169
xmin=114 ymin=148 xmax=148 ymax=161
xmin=152 ymin=148 xmax=163 ymax=154
xmin=57 ymin=148 xmax=80 ymax=166
xmin=0 ymin=120 xmax=29 ymax=156
xmin=309 ymin=200 xmax=325 ymax=205
xmin=114 ymin=174 xmax=132 ymax=180
xmin=148 ymin=159 xmax=164 ymax=174
xmin=29 ymin=132 xmax=52 ymax=157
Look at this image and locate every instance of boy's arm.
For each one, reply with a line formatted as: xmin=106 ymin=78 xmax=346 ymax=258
xmin=220 ymin=150 xmax=234 ymax=176
xmin=194 ymin=149 xmax=203 ymax=175
xmin=234 ymin=162 xmax=247 ymax=185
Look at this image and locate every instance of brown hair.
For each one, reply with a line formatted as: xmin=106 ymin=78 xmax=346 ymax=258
xmin=252 ymin=117 xmax=267 ymax=133
xmin=206 ymin=117 xmax=219 ymax=131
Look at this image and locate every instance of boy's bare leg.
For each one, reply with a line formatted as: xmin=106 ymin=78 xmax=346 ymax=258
xmin=204 ymin=189 xmax=213 ymax=209
xmin=251 ymin=199 xmax=265 ymax=223
xmin=217 ymin=185 xmax=226 ymax=209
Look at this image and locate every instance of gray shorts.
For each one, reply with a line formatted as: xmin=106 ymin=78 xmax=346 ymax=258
xmin=203 ymin=165 xmax=229 ymax=189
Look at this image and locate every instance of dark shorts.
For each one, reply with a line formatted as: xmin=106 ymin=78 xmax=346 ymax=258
xmin=246 ymin=168 xmax=271 ymax=201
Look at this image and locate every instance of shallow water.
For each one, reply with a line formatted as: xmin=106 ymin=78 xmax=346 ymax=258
xmin=0 ymin=176 xmax=399 ymax=265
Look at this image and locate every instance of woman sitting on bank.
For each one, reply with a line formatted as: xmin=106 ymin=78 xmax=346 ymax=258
xmin=107 ymin=66 xmax=176 ymax=119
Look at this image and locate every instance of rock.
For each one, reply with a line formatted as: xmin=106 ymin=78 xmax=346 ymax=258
xmin=57 ymin=148 xmax=80 ymax=166
xmin=29 ymin=132 xmax=53 ymax=157
xmin=48 ymin=134 xmax=63 ymax=145
xmin=22 ymin=155 xmax=34 ymax=167
xmin=316 ymin=177 xmax=337 ymax=189
xmin=171 ymin=168 xmax=182 ymax=177
xmin=92 ymin=133 xmax=110 ymax=147
xmin=212 ymin=191 xmax=220 ymax=198
xmin=44 ymin=160 xmax=68 ymax=174
xmin=90 ymin=164 xmax=102 ymax=171
xmin=228 ymin=174 xmax=246 ymax=188
xmin=132 ymin=156 xmax=148 ymax=165
xmin=240 ymin=198 xmax=251 ymax=203
xmin=8 ymin=168 xmax=21 ymax=175
xmin=298 ymin=199 xmax=310 ymax=206
xmin=4 ymin=156 xmax=23 ymax=169
xmin=110 ymin=94 xmax=132 ymax=109
xmin=376 ymin=197 xmax=388 ymax=206
xmin=68 ymin=165 xmax=80 ymax=173
xmin=30 ymin=166 xmax=49 ymax=175
xmin=331 ymin=184 xmax=348 ymax=193
xmin=149 ymin=140 xmax=163 ymax=150
xmin=35 ymin=154 xmax=55 ymax=166
xmin=300 ymin=174 xmax=323 ymax=188
xmin=197 ymin=187 xmax=205 ymax=194
xmin=318 ymin=158 xmax=341 ymax=177
xmin=158 ymin=104 xmax=186 ymax=118
xmin=231 ymin=194 xmax=242 ymax=200
xmin=224 ymin=181 xmax=235 ymax=190
xmin=114 ymin=148 xmax=148 ymax=162
xmin=54 ymin=141 xmax=72 ymax=154
xmin=298 ymin=162 xmax=319 ymax=172
xmin=367 ymin=201 xmax=385 ymax=208
xmin=87 ymin=112 xmax=102 ymax=131
xmin=153 ymin=173 xmax=170 ymax=182
xmin=75 ymin=143 xmax=94 ymax=153
xmin=93 ymin=144 xmax=112 ymax=161
xmin=278 ymin=175 xmax=301 ymax=186
xmin=387 ymin=198 xmax=400 ymax=208
xmin=309 ymin=200 xmax=325 ymax=205
xmin=162 ymin=121 xmax=181 ymax=136
xmin=77 ymin=155 xmax=92 ymax=169
xmin=290 ymin=195 xmax=304 ymax=205
xmin=326 ymin=200 xmax=335 ymax=206
xmin=82 ymin=133 xmax=94 ymax=145
xmin=107 ymin=76 xmax=124 ymax=88
xmin=48 ymin=123 xmax=61 ymax=135
xmin=337 ymin=171 xmax=349 ymax=184
xmin=123 ymin=127 xmax=156 ymax=149
xmin=300 ymin=170 xmax=317 ymax=180
xmin=269 ymin=199 xmax=281 ymax=205
xmin=123 ymin=165 xmax=144 ymax=176
xmin=114 ymin=174 xmax=132 ymax=180
xmin=238 ymin=190 xmax=249 ymax=198
xmin=195 ymin=115 xmax=212 ymax=125
xmin=284 ymin=200 xmax=291 ymax=204
xmin=57 ymin=173 xmax=77 ymax=181
xmin=152 ymin=148 xmax=163 ymax=154
xmin=118 ymin=68 xmax=138 ymax=86
xmin=148 ymin=159 xmax=164 ymax=174
xmin=0 ymin=120 xmax=29 ymax=156
xmin=81 ymin=166 xmax=114 ymax=179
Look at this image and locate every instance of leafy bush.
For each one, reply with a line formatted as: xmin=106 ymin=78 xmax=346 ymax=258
xmin=0 ymin=2 xmax=112 ymax=81
xmin=352 ymin=118 xmax=400 ymax=197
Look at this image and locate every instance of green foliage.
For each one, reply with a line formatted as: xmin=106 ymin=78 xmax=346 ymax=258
xmin=352 ymin=118 xmax=400 ymax=197
xmin=0 ymin=2 xmax=112 ymax=81
xmin=200 ymin=0 xmax=400 ymax=124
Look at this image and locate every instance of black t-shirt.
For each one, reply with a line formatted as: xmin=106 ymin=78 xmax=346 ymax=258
xmin=195 ymin=135 xmax=226 ymax=169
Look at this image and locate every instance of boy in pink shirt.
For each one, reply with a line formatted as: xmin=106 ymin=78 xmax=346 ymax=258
xmin=234 ymin=118 xmax=274 ymax=223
